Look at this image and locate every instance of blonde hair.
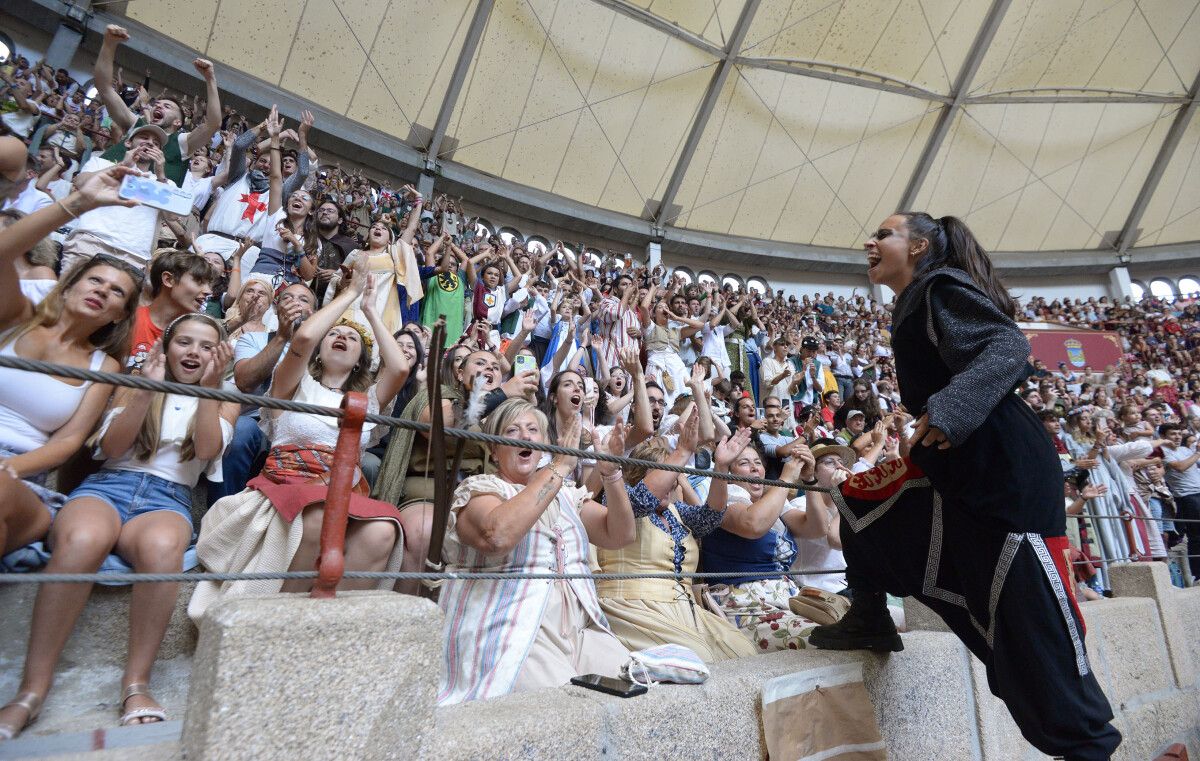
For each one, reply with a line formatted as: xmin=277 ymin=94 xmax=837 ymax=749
xmin=625 ymin=437 xmax=669 ymax=485
xmin=483 ymin=398 xmax=548 ymax=464
xmin=130 ymin=314 xmax=226 ymax=462
xmin=0 ymin=256 xmax=139 ymax=361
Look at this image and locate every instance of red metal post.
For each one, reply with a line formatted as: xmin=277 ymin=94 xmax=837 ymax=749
xmin=310 ymin=391 xmax=368 ymax=599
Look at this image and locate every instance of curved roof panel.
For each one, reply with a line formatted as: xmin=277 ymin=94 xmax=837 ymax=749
xmin=121 ymin=0 xmax=1200 ymax=258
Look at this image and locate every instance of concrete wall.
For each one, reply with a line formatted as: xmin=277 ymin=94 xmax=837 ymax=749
xmin=176 ymin=563 xmax=1198 ymax=761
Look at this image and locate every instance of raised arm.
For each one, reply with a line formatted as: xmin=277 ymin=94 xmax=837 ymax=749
xmin=264 ymin=105 xmax=284 ymax=215
xmin=642 ymin=406 xmax=698 ymax=498
xmin=707 ymin=427 xmax=755 ymax=514
xmin=0 ymin=163 xmax=139 ymax=330
xmin=578 ymin=420 xmax=637 ymax=549
xmin=622 ymin=346 xmax=654 ymax=447
xmin=361 ymin=277 xmax=412 ymax=408
xmin=455 ymin=419 xmax=595 ymax=555
xmin=184 ymin=59 xmax=221 ymax=154
xmin=93 ymin=26 xmax=137 ymax=131
xmin=270 ymin=255 xmax=367 ymax=400
xmin=687 ymin=363 xmax=716 ymax=446
xmin=400 ymin=197 xmax=423 ymax=245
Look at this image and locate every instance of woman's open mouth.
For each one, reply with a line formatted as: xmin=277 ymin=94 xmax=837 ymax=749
xmin=332 ymin=340 xmax=348 ymax=351
xmin=866 ymin=253 xmax=881 ymax=271
xmin=517 ymin=448 xmax=534 ymax=463
xmin=180 ymin=359 xmax=202 ymax=372
xmin=569 ymin=394 xmax=582 ymax=409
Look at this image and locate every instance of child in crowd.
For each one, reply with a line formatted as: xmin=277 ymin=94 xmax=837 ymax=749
xmin=2 ymin=314 xmax=238 ymax=734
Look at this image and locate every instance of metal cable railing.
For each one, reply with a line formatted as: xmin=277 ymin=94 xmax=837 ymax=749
xmin=0 ymin=355 xmax=819 ymax=492
xmin=0 ymin=352 xmax=1194 ymax=590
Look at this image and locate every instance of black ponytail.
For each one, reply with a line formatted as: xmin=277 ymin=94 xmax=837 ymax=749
xmin=897 ymin=211 xmax=1019 ymax=319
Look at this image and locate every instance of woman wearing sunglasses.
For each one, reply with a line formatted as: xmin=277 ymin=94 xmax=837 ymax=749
xmin=0 ymin=159 xmax=144 ymax=740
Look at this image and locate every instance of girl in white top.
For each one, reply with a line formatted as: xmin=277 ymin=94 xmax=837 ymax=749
xmin=246 ymin=106 xmax=317 ymax=288
xmin=10 ymin=314 xmax=238 ymax=729
xmin=0 ymin=159 xmax=146 ymax=741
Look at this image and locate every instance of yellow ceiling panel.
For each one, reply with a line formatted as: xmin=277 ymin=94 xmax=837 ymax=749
xmin=277 ymin=0 xmax=390 ymax=115
xmin=1137 ymin=116 xmax=1200 ymax=247
xmin=448 ymin=0 xmax=715 ymax=215
xmin=344 ymin=0 xmax=474 ymax=144
xmin=125 ymin=0 xmax=219 ymax=54
xmin=205 ymin=2 xmax=306 ymax=86
xmin=630 ymin=0 xmax=745 ymax=47
xmin=916 ymin=103 xmax=1173 ymax=251
xmin=740 ymin=0 xmax=992 ymax=95
xmin=675 ymin=68 xmax=938 ymax=246
xmin=971 ymin=0 xmax=1200 ymax=96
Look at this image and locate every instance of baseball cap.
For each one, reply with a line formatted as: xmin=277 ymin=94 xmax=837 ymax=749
xmin=801 ymin=336 xmax=820 ymax=350
xmin=846 ymin=409 xmax=866 ymax=420
xmin=125 ymin=123 xmax=169 ymax=146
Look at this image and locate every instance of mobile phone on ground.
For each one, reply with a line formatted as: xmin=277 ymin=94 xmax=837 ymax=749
xmin=569 ymin=674 xmax=647 ymax=698
xmin=118 ymin=174 xmax=194 ymax=216
xmin=514 ymin=353 xmax=537 ymax=375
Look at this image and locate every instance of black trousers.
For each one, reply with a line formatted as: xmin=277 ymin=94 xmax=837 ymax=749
xmin=1173 ymin=492 xmax=1200 ymax=578
xmin=837 ymin=464 xmax=1121 ymax=761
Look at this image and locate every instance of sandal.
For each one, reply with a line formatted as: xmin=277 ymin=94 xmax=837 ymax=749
xmin=0 ymin=691 xmax=44 ymax=741
xmin=119 ymin=683 xmax=166 ymax=727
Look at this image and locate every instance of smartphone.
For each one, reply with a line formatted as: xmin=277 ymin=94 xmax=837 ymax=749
xmin=118 ymin=174 xmax=194 ymax=216
xmin=514 ymin=353 xmax=537 ymax=375
xmin=569 ymin=674 xmax=647 ymax=698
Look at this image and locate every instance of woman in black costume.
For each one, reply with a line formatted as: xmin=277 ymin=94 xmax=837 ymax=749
xmin=809 ymin=213 xmax=1120 ymax=761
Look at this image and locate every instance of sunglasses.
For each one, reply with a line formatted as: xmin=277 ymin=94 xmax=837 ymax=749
xmin=88 ymin=253 xmax=146 ymax=287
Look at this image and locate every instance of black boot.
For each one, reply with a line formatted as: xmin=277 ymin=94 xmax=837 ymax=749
xmin=808 ymin=591 xmax=903 ymax=652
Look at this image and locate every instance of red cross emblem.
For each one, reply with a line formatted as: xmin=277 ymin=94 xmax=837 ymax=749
xmin=238 ymin=192 xmax=266 ymax=222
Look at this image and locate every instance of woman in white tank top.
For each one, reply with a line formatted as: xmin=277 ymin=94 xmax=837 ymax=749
xmin=0 ymin=158 xmax=141 ymax=741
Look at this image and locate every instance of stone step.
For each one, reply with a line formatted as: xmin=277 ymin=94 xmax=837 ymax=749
xmin=0 ymin=582 xmax=197 ymax=744
xmin=0 ymin=582 xmax=198 ymax=668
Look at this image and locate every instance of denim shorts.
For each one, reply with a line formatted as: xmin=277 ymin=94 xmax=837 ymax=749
xmin=67 ymin=469 xmax=193 ymax=527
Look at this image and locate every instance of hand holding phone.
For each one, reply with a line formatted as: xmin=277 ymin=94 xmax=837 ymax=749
xmin=514 ymin=353 xmax=537 ymax=375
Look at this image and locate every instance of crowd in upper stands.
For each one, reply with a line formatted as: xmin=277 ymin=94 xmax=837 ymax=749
xmin=0 ymin=24 xmax=1197 ymax=734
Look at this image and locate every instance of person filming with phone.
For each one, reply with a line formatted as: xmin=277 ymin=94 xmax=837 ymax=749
xmin=59 ymin=124 xmax=171 ymax=277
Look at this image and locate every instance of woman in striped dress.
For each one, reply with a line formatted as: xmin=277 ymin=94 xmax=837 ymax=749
xmin=437 ymin=399 xmax=635 ymax=705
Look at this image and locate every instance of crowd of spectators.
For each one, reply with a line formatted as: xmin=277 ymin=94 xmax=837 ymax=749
xmin=0 ymin=25 xmax=1197 ymax=735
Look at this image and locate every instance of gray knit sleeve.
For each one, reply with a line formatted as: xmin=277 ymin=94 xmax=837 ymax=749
xmin=225 ymin=129 xmax=256 ymax=185
xmin=282 ymin=149 xmax=311 ymax=197
xmin=924 ymin=280 xmax=1031 ymax=447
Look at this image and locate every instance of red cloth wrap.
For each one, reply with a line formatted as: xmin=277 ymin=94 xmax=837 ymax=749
xmin=249 ymin=444 xmax=402 ymax=523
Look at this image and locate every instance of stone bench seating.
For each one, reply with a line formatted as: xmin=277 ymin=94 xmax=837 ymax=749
xmin=0 ymin=565 xmax=1196 ymax=760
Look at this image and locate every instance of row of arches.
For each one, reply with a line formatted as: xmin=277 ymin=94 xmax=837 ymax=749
xmin=1131 ymin=276 xmax=1200 ymax=302
xmin=474 ymin=219 xmax=773 ymax=295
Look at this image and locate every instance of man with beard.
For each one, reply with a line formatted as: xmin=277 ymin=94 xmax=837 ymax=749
xmin=94 ymin=25 xmax=221 ymax=187
xmin=312 ymin=200 xmax=356 ymax=301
